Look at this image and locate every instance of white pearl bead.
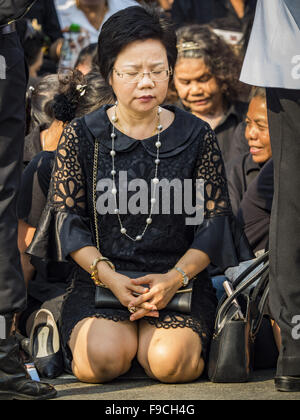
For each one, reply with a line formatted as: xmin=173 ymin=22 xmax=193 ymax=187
xmin=110 ymin=150 xmax=116 ymax=157
xmin=121 ymin=228 xmax=127 ymax=234
xmin=112 ymin=188 xmax=117 ymax=195
xmin=111 ymin=170 xmax=116 ymax=176
xmin=158 ymin=107 xmax=162 ymax=114
xmin=136 ymin=235 xmax=142 ymax=241
xmin=157 ymin=124 xmax=163 ymax=131
xmin=114 ymin=209 xmax=119 ymax=214
xmin=152 ymin=178 xmax=159 ymax=185
xmin=155 ymin=159 xmax=160 ymax=165
xmin=155 ymin=141 xmax=161 ymax=149
xmin=146 ymin=218 xmax=152 ymax=224
xmin=112 ymin=115 xmax=118 ymax=122
xmin=111 ymin=133 xmax=116 ymax=139
xmin=151 ymin=198 xmax=156 ymax=204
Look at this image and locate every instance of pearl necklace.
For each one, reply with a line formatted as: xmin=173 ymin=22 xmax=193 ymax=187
xmin=110 ymin=104 xmax=163 ymax=242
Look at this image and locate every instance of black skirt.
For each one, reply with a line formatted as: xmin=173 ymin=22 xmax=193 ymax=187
xmin=59 ymin=265 xmax=218 ymax=373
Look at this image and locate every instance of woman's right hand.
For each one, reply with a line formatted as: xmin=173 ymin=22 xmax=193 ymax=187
xmin=102 ymin=271 xmax=159 ymax=319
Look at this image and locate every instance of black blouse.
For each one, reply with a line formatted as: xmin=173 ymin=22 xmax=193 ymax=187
xmin=28 ymin=105 xmax=253 ymax=273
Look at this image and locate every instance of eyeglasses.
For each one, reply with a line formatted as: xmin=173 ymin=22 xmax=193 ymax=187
xmin=113 ymin=68 xmax=172 ymax=84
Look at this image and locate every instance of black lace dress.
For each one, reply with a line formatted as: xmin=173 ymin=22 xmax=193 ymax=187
xmin=28 ymin=105 xmax=253 ymax=371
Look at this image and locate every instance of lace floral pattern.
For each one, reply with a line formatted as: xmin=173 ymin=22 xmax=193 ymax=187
xmin=50 ymin=122 xmax=86 ymax=214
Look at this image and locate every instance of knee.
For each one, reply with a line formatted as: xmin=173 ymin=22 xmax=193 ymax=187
xmin=147 ymin=341 xmax=204 ymax=384
xmin=73 ymin=343 xmax=134 ymax=384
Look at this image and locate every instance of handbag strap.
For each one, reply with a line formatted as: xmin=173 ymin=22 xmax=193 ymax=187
xmin=92 ymin=139 xmax=100 ymax=252
xmin=214 ymin=258 xmax=269 ymax=331
xmin=232 ymin=251 xmax=269 ymax=289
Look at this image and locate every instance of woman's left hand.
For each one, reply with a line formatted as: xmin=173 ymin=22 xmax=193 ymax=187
xmin=128 ymin=272 xmax=182 ymax=321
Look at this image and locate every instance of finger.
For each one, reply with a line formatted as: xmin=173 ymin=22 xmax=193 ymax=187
xmin=139 ymin=302 xmax=157 ymax=311
xmin=130 ymin=309 xmax=159 ymax=322
xmin=130 ymin=276 xmax=151 ymax=286
xmin=129 ymin=290 xmax=155 ymax=308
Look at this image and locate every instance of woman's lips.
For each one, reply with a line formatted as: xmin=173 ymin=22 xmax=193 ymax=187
xmin=138 ymin=96 xmax=155 ymax=103
xmin=250 ymin=147 xmax=263 ymax=155
xmin=190 ymin=98 xmax=210 ymax=106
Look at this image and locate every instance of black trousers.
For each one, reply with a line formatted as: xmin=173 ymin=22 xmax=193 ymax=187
xmin=267 ymin=88 xmax=300 ymax=376
xmin=0 ymin=31 xmax=27 ymax=314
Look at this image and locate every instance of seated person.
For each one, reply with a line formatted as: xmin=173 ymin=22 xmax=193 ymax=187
xmin=227 ymin=87 xmax=272 ymax=216
xmin=174 ymin=24 xmax=249 ymax=165
xmin=18 ymin=71 xmax=114 ymax=338
xmin=27 ymin=7 xmax=253 ymax=385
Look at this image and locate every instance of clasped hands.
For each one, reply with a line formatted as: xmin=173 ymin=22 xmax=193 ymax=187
xmin=109 ymin=272 xmax=182 ymax=322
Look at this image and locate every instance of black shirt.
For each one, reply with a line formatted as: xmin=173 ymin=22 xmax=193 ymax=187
xmin=176 ymin=100 xmax=249 ymax=167
xmin=172 ymin=0 xmax=257 ymax=32
xmin=18 ymin=151 xmax=55 ymax=226
xmin=238 ymin=159 xmax=274 ymax=253
xmin=18 ymin=150 xmax=73 ymax=302
xmin=227 ymin=152 xmax=261 ymax=217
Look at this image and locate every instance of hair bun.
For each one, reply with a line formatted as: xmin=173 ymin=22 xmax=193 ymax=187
xmin=53 ymin=93 xmax=77 ymax=123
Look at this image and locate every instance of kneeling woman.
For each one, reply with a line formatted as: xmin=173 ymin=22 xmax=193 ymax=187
xmin=28 ymin=6 xmax=252 ymax=384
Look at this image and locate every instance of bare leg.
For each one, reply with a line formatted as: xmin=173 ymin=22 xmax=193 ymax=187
xmin=69 ymin=317 xmax=138 ymax=383
xmin=137 ymin=320 xmax=204 ymax=384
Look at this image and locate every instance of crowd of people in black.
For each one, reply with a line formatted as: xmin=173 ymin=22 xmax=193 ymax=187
xmin=0 ymin=0 xmax=299 ymax=400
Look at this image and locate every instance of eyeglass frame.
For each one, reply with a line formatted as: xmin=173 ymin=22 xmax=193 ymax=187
xmin=113 ymin=68 xmax=173 ymax=84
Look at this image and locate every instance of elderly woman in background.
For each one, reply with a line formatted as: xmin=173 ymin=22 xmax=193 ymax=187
xmin=227 ymin=87 xmax=272 ymax=217
xmin=174 ymin=24 xmax=249 ymax=165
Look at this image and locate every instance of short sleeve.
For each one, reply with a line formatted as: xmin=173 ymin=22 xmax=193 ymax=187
xmin=190 ymin=124 xmax=254 ymax=271
xmin=27 ymin=120 xmax=95 ymax=261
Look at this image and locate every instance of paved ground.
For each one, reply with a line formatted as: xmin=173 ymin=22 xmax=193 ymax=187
xmin=48 ymin=368 xmax=300 ymax=401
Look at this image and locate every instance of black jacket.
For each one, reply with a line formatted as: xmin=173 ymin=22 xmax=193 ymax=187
xmin=0 ymin=0 xmax=37 ymax=26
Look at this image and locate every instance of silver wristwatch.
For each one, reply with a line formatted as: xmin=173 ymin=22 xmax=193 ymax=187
xmin=174 ymin=267 xmax=189 ymax=287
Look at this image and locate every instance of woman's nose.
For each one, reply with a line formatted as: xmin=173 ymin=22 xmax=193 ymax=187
xmin=247 ymin=124 xmax=258 ymax=140
xmin=138 ymin=73 xmax=155 ymax=88
xmin=189 ymin=81 xmax=204 ymax=95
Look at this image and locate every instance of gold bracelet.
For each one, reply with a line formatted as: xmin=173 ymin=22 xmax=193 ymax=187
xmin=90 ymin=257 xmax=115 ymax=287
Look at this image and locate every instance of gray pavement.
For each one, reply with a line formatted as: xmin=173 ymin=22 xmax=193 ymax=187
xmin=48 ymin=369 xmax=300 ymax=400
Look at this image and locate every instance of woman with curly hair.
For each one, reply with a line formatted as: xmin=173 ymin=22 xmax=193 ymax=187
xmin=174 ymin=24 xmax=249 ymax=165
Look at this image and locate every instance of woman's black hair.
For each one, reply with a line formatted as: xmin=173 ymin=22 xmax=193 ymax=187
xmin=98 ymin=6 xmax=177 ymax=86
xmin=75 ymin=72 xmax=115 ymax=117
xmin=27 ymin=74 xmax=60 ymax=131
xmin=52 ymin=70 xmax=87 ymax=123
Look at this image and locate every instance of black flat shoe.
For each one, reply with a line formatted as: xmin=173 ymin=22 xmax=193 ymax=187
xmin=275 ymin=376 xmax=300 ymax=392
xmin=29 ymin=309 xmax=63 ymax=379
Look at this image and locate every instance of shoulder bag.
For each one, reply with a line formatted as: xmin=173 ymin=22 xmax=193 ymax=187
xmin=208 ymin=252 xmax=270 ymax=383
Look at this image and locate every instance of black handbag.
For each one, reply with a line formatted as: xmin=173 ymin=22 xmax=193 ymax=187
xmin=208 ymin=252 xmax=270 ymax=383
xmin=92 ymin=139 xmax=194 ymax=314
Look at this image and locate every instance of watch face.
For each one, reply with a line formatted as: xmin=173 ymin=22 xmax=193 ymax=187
xmin=183 ymin=276 xmax=189 ymax=286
